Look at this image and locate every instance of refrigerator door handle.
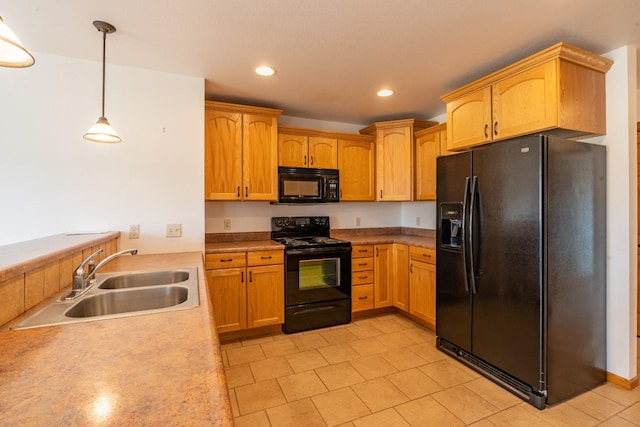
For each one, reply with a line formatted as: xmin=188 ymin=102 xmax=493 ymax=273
xmin=468 ymin=175 xmax=478 ymax=294
xmin=462 ymin=176 xmax=470 ymax=293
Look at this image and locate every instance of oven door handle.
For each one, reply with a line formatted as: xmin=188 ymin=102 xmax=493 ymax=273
xmin=286 ymin=247 xmax=352 ymax=255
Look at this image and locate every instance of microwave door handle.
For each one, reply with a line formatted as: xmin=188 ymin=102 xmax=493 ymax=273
xmin=323 ymin=179 xmax=327 ymax=199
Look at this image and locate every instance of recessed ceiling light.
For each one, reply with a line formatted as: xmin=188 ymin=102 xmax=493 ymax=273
xmin=255 ymin=66 xmax=276 ymax=76
xmin=377 ymin=89 xmax=394 ymax=97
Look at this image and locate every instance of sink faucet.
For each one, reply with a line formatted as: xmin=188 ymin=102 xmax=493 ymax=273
xmin=63 ymin=248 xmax=138 ymax=301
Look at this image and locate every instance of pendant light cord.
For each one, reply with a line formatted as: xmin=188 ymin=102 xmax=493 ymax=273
xmin=100 ymin=29 xmax=106 ymax=118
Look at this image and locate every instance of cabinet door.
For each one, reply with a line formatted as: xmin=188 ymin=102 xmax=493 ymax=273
xmin=243 ymin=114 xmax=278 ymax=200
xmin=337 ymin=140 xmax=375 ymax=201
xmin=392 ymin=244 xmax=409 ymax=312
xmin=373 ymin=244 xmax=393 ymax=308
xmin=204 ymin=110 xmax=243 ymax=200
xmin=492 ymin=60 xmax=557 ymax=140
xmin=447 ymin=87 xmax=492 ymax=151
xmin=207 ymin=268 xmax=246 ymax=333
xmin=246 ymin=264 xmax=284 ymax=328
xmin=415 ymin=130 xmax=439 ymax=201
xmin=376 ymin=126 xmax=413 ymax=201
xmin=278 ymin=133 xmax=308 ymax=167
xmin=308 ymin=136 xmax=338 ymax=169
xmin=409 ymin=261 xmax=436 ymax=326
xmin=439 ymin=128 xmax=454 ymax=156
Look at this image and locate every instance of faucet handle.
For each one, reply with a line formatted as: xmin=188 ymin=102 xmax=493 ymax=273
xmin=75 ymin=249 xmax=104 ymax=276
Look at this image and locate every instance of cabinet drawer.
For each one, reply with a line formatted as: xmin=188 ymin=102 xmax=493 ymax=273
xmin=206 ymin=252 xmax=247 ymax=269
xmin=352 ymin=284 xmax=374 ymax=312
xmin=352 ymin=257 xmax=374 ymax=271
xmin=352 ymin=245 xmax=374 ymax=258
xmin=410 ymin=247 xmax=436 ymax=264
xmin=247 ymin=250 xmax=284 ymax=266
xmin=352 ymin=270 xmax=374 ymax=285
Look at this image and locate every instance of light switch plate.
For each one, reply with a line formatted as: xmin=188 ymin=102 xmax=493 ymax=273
xmin=166 ymin=224 xmax=182 ymax=238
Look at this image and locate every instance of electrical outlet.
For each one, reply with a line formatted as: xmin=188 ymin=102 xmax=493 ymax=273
xmin=166 ymin=224 xmax=182 ymax=238
xmin=223 ymin=218 xmax=231 ymax=231
xmin=416 ymin=216 xmax=421 ymax=226
xmin=355 ymin=217 xmax=361 ymax=227
xmin=129 ymin=224 xmax=140 ymax=239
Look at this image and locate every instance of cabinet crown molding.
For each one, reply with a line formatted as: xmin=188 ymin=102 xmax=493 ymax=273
xmin=205 ymin=100 xmax=282 ymax=117
xmin=441 ymin=41 xmax=614 ymax=103
xmin=359 ymin=119 xmax=438 ymax=135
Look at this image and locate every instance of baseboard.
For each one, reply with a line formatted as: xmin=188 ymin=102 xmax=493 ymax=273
xmin=218 ymin=324 xmax=283 ymax=343
xmin=607 ymin=371 xmax=640 ymax=389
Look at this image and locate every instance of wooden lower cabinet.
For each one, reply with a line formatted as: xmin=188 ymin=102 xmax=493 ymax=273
xmin=409 ymin=247 xmax=436 ymax=326
xmin=392 ymin=244 xmax=409 ymax=311
xmin=351 ymin=245 xmax=374 ymax=312
xmin=206 ymin=250 xmax=284 ymax=333
xmin=374 ymin=244 xmax=394 ymax=308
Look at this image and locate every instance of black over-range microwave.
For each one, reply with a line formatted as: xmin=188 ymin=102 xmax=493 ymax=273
xmin=277 ymin=167 xmax=339 ymax=203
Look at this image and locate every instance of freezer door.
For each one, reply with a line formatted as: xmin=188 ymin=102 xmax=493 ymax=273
xmin=436 ymin=151 xmax=473 ymax=352
xmin=470 ymin=136 xmax=543 ymax=389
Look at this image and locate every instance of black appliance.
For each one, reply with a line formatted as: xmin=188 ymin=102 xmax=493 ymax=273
xmin=436 ymin=135 xmax=606 ymax=409
xmin=271 ymin=216 xmax=352 ymax=333
xmin=277 ymin=167 xmax=340 ymax=203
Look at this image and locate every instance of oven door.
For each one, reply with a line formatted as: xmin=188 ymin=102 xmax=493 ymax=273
xmin=285 ymin=246 xmax=352 ymax=306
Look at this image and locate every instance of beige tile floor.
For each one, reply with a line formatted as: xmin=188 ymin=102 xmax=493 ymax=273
xmin=221 ymin=313 xmax=640 ymax=426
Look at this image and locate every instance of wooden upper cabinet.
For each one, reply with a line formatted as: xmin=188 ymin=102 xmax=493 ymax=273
xmin=278 ymin=127 xmax=338 ymax=169
xmin=337 ymin=138 xmax=375 ymax=201
xmin=204 ymin=101 xmax=281 ymax=201
xmin=442 ymin=42 xmax=613 ymax=152
xmin=204 ymin=110 xmax=243 ymax=200
xmin=360 ymin=119 xmax=437 ymax=201
xmin=243 ymin=113 xmax=279 ymax=200
xmin=278 ymin=134 xmax=308 ymax=168
xmin=415 ymin=123 xmax=446 ymax=201
xmin=447 ymin=87 xmax=492 ymax=151
xmin=308 ymin=136 xmax=338 ymax=169
xmin=492 ymin=60 xmax=558 ymax=140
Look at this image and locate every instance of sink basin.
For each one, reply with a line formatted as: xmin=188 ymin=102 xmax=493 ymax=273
xmin=98 ymin=270 xmax=189 ymax=289
xmin=66 ymin=286 xmax=188 ymax=318
xmin=10 ymin=267 xmax=199 ymax=330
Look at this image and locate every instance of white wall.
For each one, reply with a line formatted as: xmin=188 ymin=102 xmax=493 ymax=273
xmin=205 ymin=200 xmax=437 ymax=233
xmin=593 ymin=45 xmax=638 ymax=380
xmin=0 ymin=52 xmax=204 ymax=254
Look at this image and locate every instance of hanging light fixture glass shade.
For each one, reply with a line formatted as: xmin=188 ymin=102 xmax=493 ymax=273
xmin=84 ymin=20 xmax=120 ymax=143
xmin=0 ymin=16 xmax=35 ymax=67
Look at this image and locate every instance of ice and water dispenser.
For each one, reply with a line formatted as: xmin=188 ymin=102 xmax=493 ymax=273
xmin=440 ymin=203 xmax=462 ymax=251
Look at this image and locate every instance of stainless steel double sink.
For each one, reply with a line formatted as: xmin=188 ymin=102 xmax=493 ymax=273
xmin=11 ymin=267 xmax=199 ymax=330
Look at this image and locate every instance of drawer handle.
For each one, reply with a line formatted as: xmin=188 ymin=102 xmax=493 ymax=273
xmin=410 ymin=264 xmax=413 ymax=273
xmin=358 ymin=275 xmax=368 ymax=279
xmin=423 ymin=253 xmax=431 ymax=258
xmin=358 ymin=296 xmax=368 ymax=300
xmin=358 ymin=249 xmax=368 ymax=253
xmin=358 ymin=263 xmax=368 ymax=266
xmin=241 ymin=271 xmax=244 ymax=283
xmin=260 ymin=256 xmax=273 ymax=260
xmin=220 ymin=259 xmax=233 ymax=262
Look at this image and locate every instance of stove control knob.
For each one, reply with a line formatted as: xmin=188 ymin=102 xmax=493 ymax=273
xmin=314 ymin=217 xmax=328 ymax=226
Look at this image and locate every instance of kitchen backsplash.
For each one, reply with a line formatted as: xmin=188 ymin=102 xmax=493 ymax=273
xmin=204 ymin=201 xmax=437 ymax=234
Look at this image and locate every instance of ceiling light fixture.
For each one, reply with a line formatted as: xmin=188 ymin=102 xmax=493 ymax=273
xmin=377 ymin=89 xmax=394 ymax=97
xmin=84 ymin=20 xmax=120 ymax=143
xmin=255 ymin=65 xmax=276 ymax=77
xmin=0 ymin=16 xmax=35 ymax=67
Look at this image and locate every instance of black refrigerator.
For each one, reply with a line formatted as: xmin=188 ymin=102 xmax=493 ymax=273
xmin=435 ymin=134 xmax=606 ymax=409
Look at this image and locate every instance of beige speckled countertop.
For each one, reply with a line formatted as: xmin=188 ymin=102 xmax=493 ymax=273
xmin=0 ymin=252 xmax=233 ymax=426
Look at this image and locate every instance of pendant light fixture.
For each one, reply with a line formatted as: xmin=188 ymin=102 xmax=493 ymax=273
xmin=84 ymin=20 xmax=120 ymax=143
xmin=0 ymin=16 xmax=35 ymax=67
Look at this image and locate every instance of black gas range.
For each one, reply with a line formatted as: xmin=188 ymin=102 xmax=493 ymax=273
xmin=271 ymin=216 xmax=352 ymax=333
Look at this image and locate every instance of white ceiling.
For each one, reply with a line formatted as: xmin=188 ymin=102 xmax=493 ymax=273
xmin=3 ymin=0 xmax=640 ymax=125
